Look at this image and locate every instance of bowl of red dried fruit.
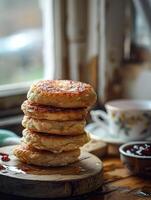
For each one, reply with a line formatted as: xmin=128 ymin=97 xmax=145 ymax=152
xmin=119 ymin=141 xmax=151 ymax=176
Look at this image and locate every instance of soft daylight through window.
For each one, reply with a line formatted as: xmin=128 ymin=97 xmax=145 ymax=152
xmin=0 ymin=0 xmax=43 ymax=85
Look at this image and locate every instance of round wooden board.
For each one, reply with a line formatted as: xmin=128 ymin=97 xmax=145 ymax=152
xmin=0 ymin=145 xmax=103 ymax=198
xmin=82 ymin=134 xmax=108 ymax=158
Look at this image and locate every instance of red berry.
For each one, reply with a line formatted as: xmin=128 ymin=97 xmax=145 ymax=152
xmin=1 ymin=155 xmax=10 ymax=162
xmin=0 ymin=164 xmax=5 ymax=170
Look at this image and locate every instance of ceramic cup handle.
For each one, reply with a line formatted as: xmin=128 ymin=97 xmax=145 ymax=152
xmin=90 ymin=110 xmax=110 ymax=132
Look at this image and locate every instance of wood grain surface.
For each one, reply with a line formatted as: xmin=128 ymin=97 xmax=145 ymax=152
xmin=0 ymin=145 xmax=103 ymax=198
xmin=0 ymin=155 xmax=151 ymax=199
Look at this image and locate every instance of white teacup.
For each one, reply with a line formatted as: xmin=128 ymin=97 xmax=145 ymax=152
xmin=91 ymin=100 xmax=151 ymax=142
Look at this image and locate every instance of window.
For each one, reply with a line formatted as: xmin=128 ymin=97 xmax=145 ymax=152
xmin=0 ymin=0 xmax=54 ymax=134
xmin=0 ymin=0 xmax=43 ymax=85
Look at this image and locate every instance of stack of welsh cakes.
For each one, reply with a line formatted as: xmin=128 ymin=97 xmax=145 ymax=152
xmin=14 ymin=80 xmax=97 ymax=166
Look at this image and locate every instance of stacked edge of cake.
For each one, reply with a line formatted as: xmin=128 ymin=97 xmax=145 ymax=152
xmin=13 ymin=80 xmax=97 ymax=167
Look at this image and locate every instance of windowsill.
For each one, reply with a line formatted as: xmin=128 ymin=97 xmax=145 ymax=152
xmin=0 ymin=80 xmax=39 ymax=97
xmin=0 ymin=81 xmax=39 ymax=119
xmin=0 ymin=115 xmax=23 ymax=127
xmin=0 ymin=114 xmax=23 ymax=136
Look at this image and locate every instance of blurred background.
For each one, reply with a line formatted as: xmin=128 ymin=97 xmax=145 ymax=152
xmin=1 ymin=0 xmax=151 ymax=134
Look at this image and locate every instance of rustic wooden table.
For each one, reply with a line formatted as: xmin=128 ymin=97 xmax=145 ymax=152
xmin=0 ymin=155 xmax=151 ymax=200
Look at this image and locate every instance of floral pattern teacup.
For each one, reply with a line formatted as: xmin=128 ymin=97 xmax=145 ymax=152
xmin=91 ymin=100 xmax=151 ymax=142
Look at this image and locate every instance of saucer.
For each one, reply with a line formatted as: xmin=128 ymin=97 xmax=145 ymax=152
xmin=86 ymin=123 xmax=151 ymax=145
xmin=85 ymin=123 xmax=124 ymax=145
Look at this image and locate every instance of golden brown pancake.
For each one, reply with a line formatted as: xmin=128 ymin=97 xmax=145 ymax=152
xmin=22 ymin=116 xmax=86 ymax=135
xmin=22 ymin=129 xmax=90 ymax=153
xmin=27 ymin=80 xmax=97 ymax=108
xmin=21 ymin=100 xmax=88 ymax=121
xmin=13 ymin=144 xmax=80 ymax=166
